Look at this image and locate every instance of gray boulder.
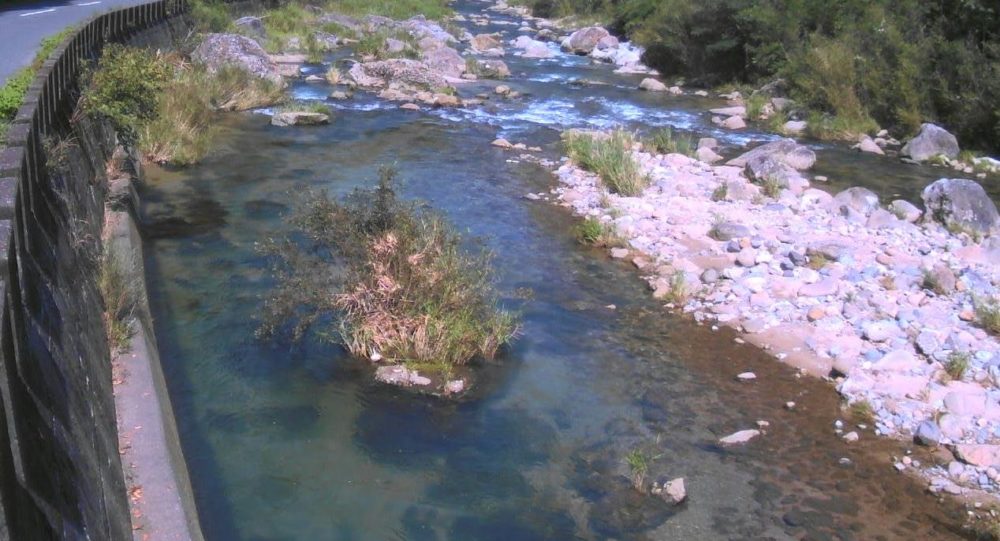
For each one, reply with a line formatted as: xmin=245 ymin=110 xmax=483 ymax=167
xmin=901 ymin=123 xmax=960 ymax=162
xmin=744 ymin=155 xmax=808 ymax=192
xmin=889 ymin=200 xmax=921 ymax=222
xmin=561 ymin=27 xmax=612 ymax=54
xmin=921 ymin=178 xmax=1000 ymax=236
xmin=474 ymin=59 xmax=510 ymax=79
xmin=349 ymin=59 xmax=449 ymax=89
xmin=727 ymin=138 xmax=816 ymax=170
xmin=192 ymin=33 xmax=284 ymax=85
xmin=271 ymin=111 xmax=330 ymax=127
xmin=639 ymin=78 xmax=667 ymax=92
xmin=234 ymin=16 xmax=265 ymax=39
xmin=914 ymin=420 xmax=942 ymax=447
xmin=833 ymin=187 xmax=880 ymax=217
xmin=420 ymin=45 xmax=466 ymax=78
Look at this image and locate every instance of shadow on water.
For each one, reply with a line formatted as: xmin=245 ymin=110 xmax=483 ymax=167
xmin=139 ymin=1 xmax=988 ymax=538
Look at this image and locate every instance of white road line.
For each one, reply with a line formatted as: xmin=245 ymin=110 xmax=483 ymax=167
xmin=20 ymin=8 xmax=57 ymax=16
xmin=75 ymin=1 xmax=101 ymax=5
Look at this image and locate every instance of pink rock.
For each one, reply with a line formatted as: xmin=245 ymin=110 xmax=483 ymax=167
xmin=872 ymin=349 xmax=917 ymax=372
xmin=954 ymin=444 xmax=1000 ymax=468
xmin=944 ymin=391 xmax=987 ymax=416
xmin=719 ymin=429 xmax=760 ymax=445
xmin=799 ymin=278 xmax=838 ymax=297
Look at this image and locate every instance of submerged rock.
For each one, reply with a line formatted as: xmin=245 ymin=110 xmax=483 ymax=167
xmin=902 ymin=123 xmax=960 ymax=162
xmin=719 ymin=429 xmax=760 ymax=445
xmin=270 ymin=111 xmax=330 ymax=127
xmin=374 ymin=365 xmax=432 ymax=387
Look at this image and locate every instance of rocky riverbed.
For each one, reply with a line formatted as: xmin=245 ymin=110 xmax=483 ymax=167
xmin=177 ymin=0 xmax=1000 ymax=529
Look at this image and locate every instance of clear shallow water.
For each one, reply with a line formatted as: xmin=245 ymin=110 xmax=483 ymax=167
xmin=142 ymin=1 xmax=980 ymax=539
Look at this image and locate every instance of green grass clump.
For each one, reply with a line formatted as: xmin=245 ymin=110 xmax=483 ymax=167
xmin=258 ymin=167 xmax=520 ymax=373
xmin=945 ymin=351 xmax=970 ymax=381
xmin=710 ymin=183 xmax=728 ymax=202
xmin=325 ymin=0 xmax=452 ymax=20
xmin=564 ymin=130 xmax=649 ymax=196
xmin=574 ymin=217 xmax=624 ymax=247
xmin=625 ymin=448 xmax=649 ymax=491
xmin=1 ymin=27 xmax=76 ymax=143
xmin=745 ymin=93 xmax=767 ymax=120
xmin=645 ymin=126 xmax=694 ymax=157
xmin=190 ymin=0 xmax=233 ymax=33
xmin=848 ymin=400 xmax=875 ymax=424
xmin=99 ymin=246 xmax=137 ymax=355
xmin=975 ymin=297 xmax=1000 ymax=336
xmin=760 ymin=176 xmax=783 ymax=199
xmin=661 ymin=270 xmax=688 ymax=304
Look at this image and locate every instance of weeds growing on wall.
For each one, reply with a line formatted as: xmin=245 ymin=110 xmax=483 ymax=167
xmin=99 ymin=245 xmax=138 ymax=355
xmin=258 ymin=167 xmax=520 ymax=373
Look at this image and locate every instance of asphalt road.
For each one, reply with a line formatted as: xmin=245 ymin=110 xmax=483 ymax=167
xmin=0 ymin=0 xmax=149 ymax=84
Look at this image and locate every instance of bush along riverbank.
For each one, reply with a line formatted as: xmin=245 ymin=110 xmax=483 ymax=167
xmin=508 ymin=0 xmax=1000 ymax=157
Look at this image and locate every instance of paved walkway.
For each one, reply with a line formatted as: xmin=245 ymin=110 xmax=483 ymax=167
xmin=0 ymin=0 xmax=148 ymax=84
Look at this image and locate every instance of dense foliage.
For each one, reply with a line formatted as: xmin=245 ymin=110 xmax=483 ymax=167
xmin=523 ymin=0 xmax=1000 ymax=151
xmin=81 ymin=45 xmax=281 ymax=164
xmin=258 ymin=168 xmax=520 ymax=372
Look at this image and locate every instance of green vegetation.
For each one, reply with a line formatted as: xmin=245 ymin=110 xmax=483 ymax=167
xmin=920 ymin=269 xmax=948 ymax=295
xmin=806 ymin=252 xmax=831 ymax=271
xmin=519 ymin=0 xmax=1000 ymax=152
xmin=661 ymin=270 xmax=688 ymax=305
xmin=760 ymin=175 xmax=782 ymax=199
xmin=644 ymin=126 xmax=694 ymax=157
xmin=279 ymin=100 xmax=332 ymax=115
xmin=326 ymin=0 xmax=451 ymax=20
xmin=574 ymin=217 xmax=623 ymax=247
xmin=82 ymin=46 xmax=282 ymax=165
xmin=710 ymin=183 xmax=728 ymax=202
xmin=99 ymin=246 xmax=137 ymax=355
xmin=258 ymin=167 xmax=520 ymax=373
xmin=563 ymin=130 xmax=648 ymax=196
xmin=624 ymin=448 xmax=649 ymax=491
xmin=945 ymin=351 xmax=971 ymax=381
xmin=190 ymin=0 xmax=233 ymax=33
xmin=354 ymin=30 xmax=419 ymax=60
xmin=975 ymin=297 xmax=1000 ymax=336
xmin=1 ymin=27 xmax=76 ymax=143
xmin=848 ymin=399 xmax=874 ymax=425
xmin=80 ymin=45 xmax=172 ymax=143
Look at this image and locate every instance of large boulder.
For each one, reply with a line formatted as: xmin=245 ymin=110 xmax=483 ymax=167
xmin=192 ymin=33 xmax=284 ymax=85
xmin=901 ymin=123 xmax=960 ymax=162
xmin=639 ymin=78 xmax=667 ymax=92
xmin=522 ymin=40 xmax=553 ymax=58
xmin=833 ymin=187 xmax=880 ymax=217
xmin=471 ymin=33 xmax=502 ymax=53
xmin=921 ymin=178 xmax=1000 ymax=236
xmin=349 ymin=59 xmax=449 ymax=89
xmin=474 ymin=59 xmax=510 ymax=79
xmin=727 ymin=139 xmax=816 ymax=170
xmin=400 ymin=15 xmax=457 ymax=43
xmin=744 ymin=155 xmax=808 ymax=193
xmin=561 ymin=26 xmax=612 ymax=54
xmin=420 ymin=45 xmax=466 ymax=78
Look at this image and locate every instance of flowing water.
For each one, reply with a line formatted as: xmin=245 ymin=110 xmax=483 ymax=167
xmin=141 ymin=1 xmax=988 ymax=539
